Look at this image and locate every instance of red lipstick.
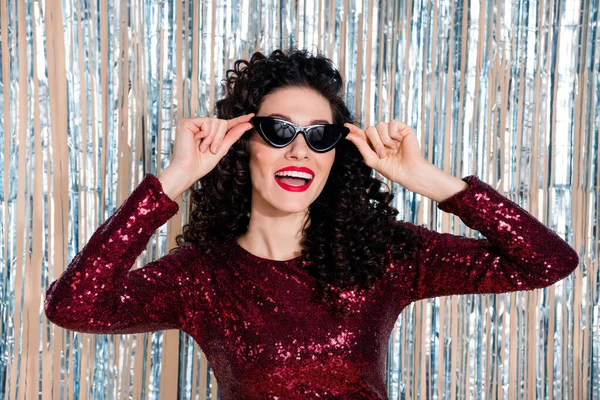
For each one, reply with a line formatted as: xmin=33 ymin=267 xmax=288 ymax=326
xmin=274 ymin=166 xmax=315 ymax=193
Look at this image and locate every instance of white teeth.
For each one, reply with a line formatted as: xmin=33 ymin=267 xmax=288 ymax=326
xmin=274 ymin=170 xmax=313 ymax=180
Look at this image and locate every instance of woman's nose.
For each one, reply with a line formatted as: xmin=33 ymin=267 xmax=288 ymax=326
xmin=286 ymin=132 xmax=311 ymax=158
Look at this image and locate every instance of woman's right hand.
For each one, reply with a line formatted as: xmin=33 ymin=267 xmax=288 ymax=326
xmin=169 ymin=113 xmax=255 ymax=186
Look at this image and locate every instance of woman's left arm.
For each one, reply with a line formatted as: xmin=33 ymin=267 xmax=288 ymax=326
xmin=344 ymin=121 xmax=579 ymax=299
xmin=399 ymin=172 xmax=579 ymax=300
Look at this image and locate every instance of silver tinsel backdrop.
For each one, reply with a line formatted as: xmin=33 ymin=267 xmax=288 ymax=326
xmin=0 ymin=0 xmax=596 ymax=398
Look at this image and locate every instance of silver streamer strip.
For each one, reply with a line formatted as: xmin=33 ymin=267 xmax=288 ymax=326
xmin=0 ymin=0 xmax=596 ymax=398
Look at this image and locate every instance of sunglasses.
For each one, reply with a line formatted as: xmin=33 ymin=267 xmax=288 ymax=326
xmin=250 ymin=116 xmax=350 ymax=153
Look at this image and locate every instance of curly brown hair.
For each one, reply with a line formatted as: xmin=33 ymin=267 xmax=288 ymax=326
xmin=174 ymin=48 xmax=422 ymax=318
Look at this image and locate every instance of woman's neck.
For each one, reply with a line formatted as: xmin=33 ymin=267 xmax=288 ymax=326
xmin=237 ymin=212 xmax=309 ymax=261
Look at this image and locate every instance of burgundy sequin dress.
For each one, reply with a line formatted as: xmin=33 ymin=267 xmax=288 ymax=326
xmin=44 ymin=173 xmax=579 ymax=399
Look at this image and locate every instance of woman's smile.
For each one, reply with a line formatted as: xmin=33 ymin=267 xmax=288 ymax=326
xmin=273 ymin=166 xmax=315 ymax=192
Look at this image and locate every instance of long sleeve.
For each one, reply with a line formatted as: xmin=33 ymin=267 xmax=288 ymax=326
xmin=44 ymin=173 xmax=195 ymax=334
xmin=393 ymin=175 xmax=579 ymax=301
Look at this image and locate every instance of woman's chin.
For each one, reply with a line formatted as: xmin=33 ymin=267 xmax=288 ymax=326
xmin=270 ymin=202 xmax=311 ymax=215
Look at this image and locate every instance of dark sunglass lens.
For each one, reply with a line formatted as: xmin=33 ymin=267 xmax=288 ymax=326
xmin=306 ymin=126 xmax=342 ymax=150
xmin=262 ymin=119 xmax=295 ymax=145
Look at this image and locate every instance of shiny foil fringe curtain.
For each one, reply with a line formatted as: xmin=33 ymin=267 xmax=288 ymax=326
xmin=0 ymin=0 xmax=596 ymax=398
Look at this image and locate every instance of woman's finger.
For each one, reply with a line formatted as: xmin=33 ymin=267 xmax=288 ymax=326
xmin=216 ymin=113 xmax=255 ymax=153
xmin=186 ymin=116 xmax=213 ymax=131
xmin=365 ymin=126 xmax=387 ymax=159
xmin=202 ymin=118 xmax=229 ymax=153
xmin=397 ymin=122 xmax=414 ymax=140
xmin=188 ymin=118 xmax=214 ymax=151
xmin=344 ymin=123 xmax=363 ymax=135
xmin=199 ymin=119 xmax=218 ymax=152
xmin=388 ymin=120 xmax=403 ymax=144
xmin=179 ymin=118 xmax=205 ymax=138
xmin=210 ymin=121 xmax=229 ymax=154
xmin=344 ymin=124 xmax=379 ymax=166
xmin=376 ymin=121 xmax=398 ymax=150
xmin=226 ymin=113 xmax=255 ymax=130
xmin=219 ymin=121 xmax=254 ymax=152
xmin=389 ymin=120 xmax=412 ymax=142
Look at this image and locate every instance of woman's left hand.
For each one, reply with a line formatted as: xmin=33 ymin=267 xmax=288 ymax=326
xmin=344 ymin=121 xmax=427 ymax=186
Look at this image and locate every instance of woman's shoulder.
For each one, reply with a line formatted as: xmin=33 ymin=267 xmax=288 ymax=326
xmin=382 ymin=218 xmax=426 ymax=261
xmin=170 ymin=238 xmax=242 ymax=266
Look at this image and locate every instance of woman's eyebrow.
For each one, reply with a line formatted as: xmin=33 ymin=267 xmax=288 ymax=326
xmin=268 ymin=113 xmax=331 ymax=125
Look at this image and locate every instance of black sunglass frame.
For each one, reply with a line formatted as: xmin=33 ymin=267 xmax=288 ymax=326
xmin=250 ymin=116 xmax=350 ymax=153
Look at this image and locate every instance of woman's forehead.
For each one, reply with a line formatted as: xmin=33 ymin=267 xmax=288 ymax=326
xmin=258 ymin=87 xmax=333 ymax=124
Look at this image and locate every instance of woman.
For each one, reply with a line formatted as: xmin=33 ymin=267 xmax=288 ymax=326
xmin=44 ymin=48 xmax=579 ymax=399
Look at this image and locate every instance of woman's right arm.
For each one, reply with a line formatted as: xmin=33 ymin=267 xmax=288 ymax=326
xmin=44 ymin=114 xmax=254 ymax=334
xmin=44 ymin=173 xmax=194 ymax=334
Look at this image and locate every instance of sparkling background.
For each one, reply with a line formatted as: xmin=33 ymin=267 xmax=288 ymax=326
xmin=0 ymin=0 xmax=596 ymax=398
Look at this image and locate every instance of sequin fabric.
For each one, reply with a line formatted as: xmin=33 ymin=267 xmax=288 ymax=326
xmin=44 ymin=173 xmax=579 ymax=399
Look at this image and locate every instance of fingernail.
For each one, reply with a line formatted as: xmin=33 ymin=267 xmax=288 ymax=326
xmin=212 ymin=144 xmax=219 ymax=153
xmin=378 ymin=149 xmax=386 ymax=158
xmin=201 ymin=144 xmax=207 ymax=152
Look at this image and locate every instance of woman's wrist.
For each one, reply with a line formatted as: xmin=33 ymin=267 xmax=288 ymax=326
xmin=157 ymin=165 xmax=193 ymax=200
xmin=406 ymin=162 xmax=469 ymax=203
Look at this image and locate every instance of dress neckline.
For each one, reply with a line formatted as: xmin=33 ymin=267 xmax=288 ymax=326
xmin=230 ymin=239 xmax=304 ymax=264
